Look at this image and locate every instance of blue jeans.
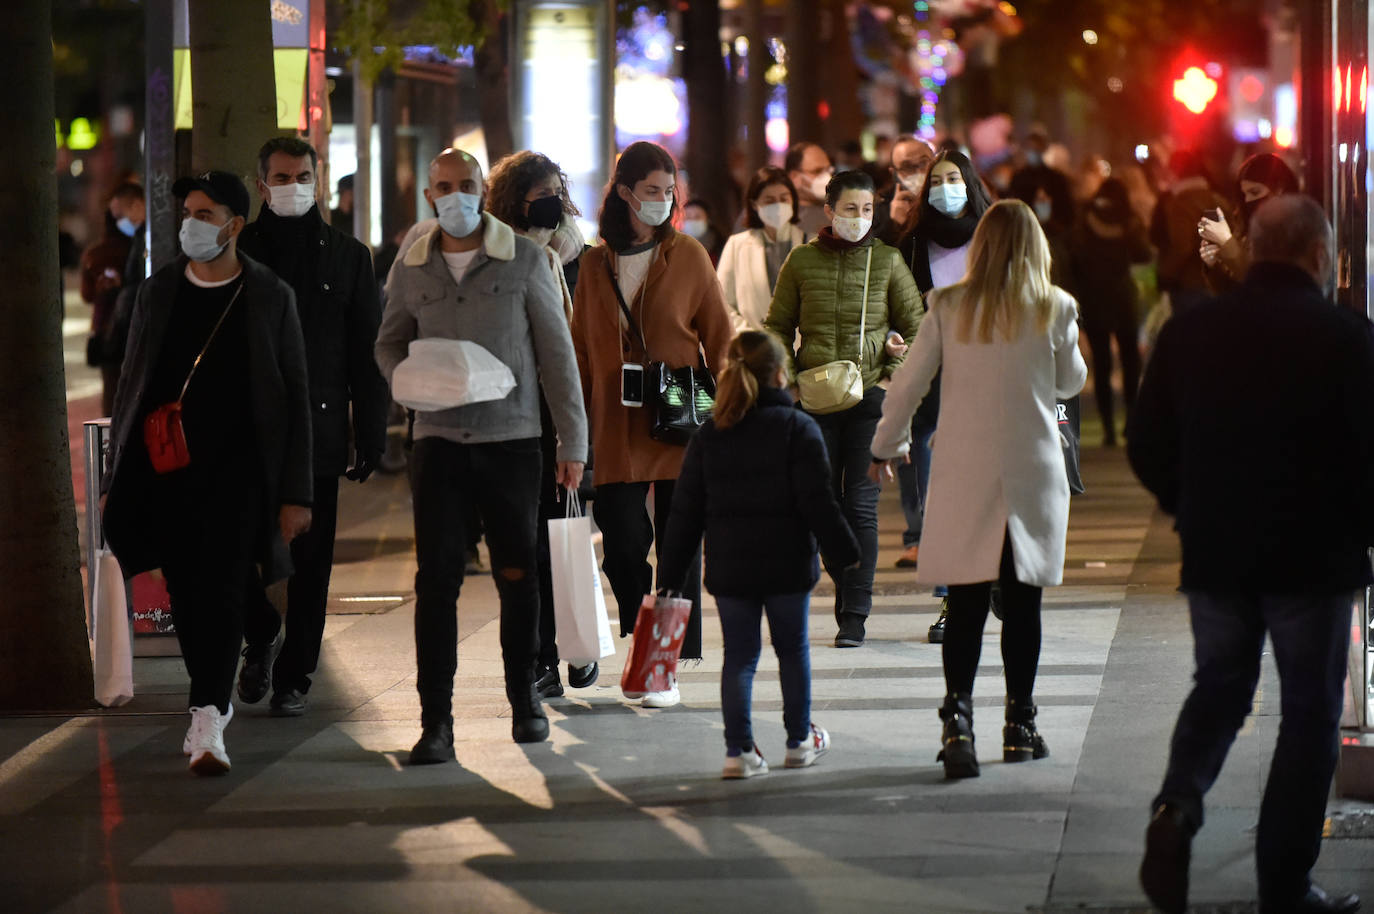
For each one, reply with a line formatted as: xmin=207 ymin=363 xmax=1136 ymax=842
xmin=1155 ymin=590 xmax=1353 ymax=907
xmin=716 ymin=592 xmax=813 ymax=752
xmin=896 ymin=415 xmax=936 ymax=547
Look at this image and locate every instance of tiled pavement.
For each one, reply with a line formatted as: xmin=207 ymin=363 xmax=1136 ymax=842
xmin=8 ymin=342 xmax=1374 ymax=912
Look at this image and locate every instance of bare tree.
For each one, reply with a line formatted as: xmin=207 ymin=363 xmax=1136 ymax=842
xmin=187 ymin=0 xmax=282 ymax=211
xmin=0 ymin=0 xmax=96 ymax=710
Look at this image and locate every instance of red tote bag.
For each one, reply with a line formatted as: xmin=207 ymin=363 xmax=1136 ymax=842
xmin=619 ymin=594 xmax=693 ymax=694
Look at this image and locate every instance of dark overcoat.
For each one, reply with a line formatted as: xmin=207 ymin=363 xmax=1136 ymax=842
xmin=101 ymin=253 xmax=313 ymax=584
xmin=238 ymin=211 xmax=388 ymax=476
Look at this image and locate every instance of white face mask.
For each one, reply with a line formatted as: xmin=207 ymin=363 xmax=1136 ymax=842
xmin=435 ymin=191 xmax=483 ymax=238
xmin=1033 ymin=200 xmax=1053 ymax=224
xmin=899 ymin=173 xmax=925 ymax=196
xmin=756 ymin=201 xmax=793 ymax=230
xmin=682 ymin=218 xmax=709 ymax=239
xmin=928 ymin=183 xmax=968 ymax=217
xmin=831 ymin=215 xmax=872 ymax=243
xmin=631 ymin=191 xmax=672 ymax=228
xmin=267 ymin=182 xmax=316 ymax=218
xmin=179 ymin=217 xmax=231 ymax=262
xmin=810 ymin=173 xmax=832 ymax=202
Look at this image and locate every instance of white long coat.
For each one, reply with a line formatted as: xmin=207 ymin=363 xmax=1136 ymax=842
xmin=716 ymin=224 xmax=808 ymax=332
xmin=871 ymin=286 xmax=1088 ymax=587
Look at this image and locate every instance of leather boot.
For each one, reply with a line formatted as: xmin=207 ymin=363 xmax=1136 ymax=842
xmin=1003 ymin=697 xmax=1049 ymax=762
xmin=936 ymin=692 xmax=978 ymax=778
xmin=506 ymin=665 xmax=550 ymax=744
xmin=928 ymin=598 xmax=948 ymax=643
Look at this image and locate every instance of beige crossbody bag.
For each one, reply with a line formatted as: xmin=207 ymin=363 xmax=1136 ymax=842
xmin=797 ymin=244 xmax=873 ymax=415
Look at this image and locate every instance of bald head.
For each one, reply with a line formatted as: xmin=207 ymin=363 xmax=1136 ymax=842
xmin=1248 ymin=195 xmax=1334 ymax=292
xmin=426 ymin=148 xmax=484 ymax=200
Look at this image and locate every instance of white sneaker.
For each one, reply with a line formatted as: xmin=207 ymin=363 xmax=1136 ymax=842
xmin=722 ymin=747 xmax=769 ymax=779
xmin=641 ymin=685 xmax=680 ymax=708
xmin=785 ymin=723 xmax=830 ymax=768
xmin=186 ymin=704 xmax=233 ymax=776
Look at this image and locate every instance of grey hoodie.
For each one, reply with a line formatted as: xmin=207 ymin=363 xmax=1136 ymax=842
xmin=375 ymin=214 xmax=587 ymax=462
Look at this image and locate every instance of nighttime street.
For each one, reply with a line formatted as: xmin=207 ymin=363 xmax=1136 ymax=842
xmin=6 ymin=0 xmax=1374 ymax=912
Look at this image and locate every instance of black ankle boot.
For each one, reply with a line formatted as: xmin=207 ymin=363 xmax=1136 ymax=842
xmin=936 ymin=692 xmax=978 ymax=778
xmin=1003 ymin=697 xmax=1049 ymax=762
xmin=506 ymin=666 xmax=550 ymax=744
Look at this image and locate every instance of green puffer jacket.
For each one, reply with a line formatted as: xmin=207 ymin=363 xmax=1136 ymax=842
xmin=765 ymin=236 xmax=923 ymax=389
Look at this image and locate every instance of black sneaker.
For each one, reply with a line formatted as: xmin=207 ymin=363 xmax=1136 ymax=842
xmin=928 ymin=599 xmax=948 ymax=643
xmin=409 ymin=720 xmax=455 ymax=765
xmin=834 ymin=613 xmax=865 ymax=647
xmin=535 ymin=664 xmax=564 ymax=699
xmin=567 ymin=662 xmax=599 ymax=689
xmin=236 ymin=634 xmax=281 ymax=704
xmin=269 ymin=688 xmax=308 ymax=717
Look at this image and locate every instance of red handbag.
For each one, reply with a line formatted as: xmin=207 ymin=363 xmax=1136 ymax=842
xmin=141 ymin=282 xmax=243 ymax=474
xmin=619 ymin=593 xmax=692 ymax=694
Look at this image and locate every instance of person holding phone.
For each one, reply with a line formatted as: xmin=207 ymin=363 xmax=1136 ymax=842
xmin=1197 ymin=153 xmax=1300 ymax=293
xmin=569 ymin=141 xmax=734 ymax=708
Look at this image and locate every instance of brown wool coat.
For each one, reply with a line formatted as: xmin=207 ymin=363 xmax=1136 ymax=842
xmin=571 ymin=230 xmax=735 ymax=486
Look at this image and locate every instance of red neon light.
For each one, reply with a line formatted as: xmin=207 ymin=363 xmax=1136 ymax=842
xmin=1362 ymin=66 xmax=1368 ymax=115
xmin=1173 ymin=67 xmax=1218 ymax=114
xmin=1336 ymin=66 xmax=1344 ymax=113
xmin=1239 ymin=74 xmax=1264 ymax=104
xmin=1345 ymin=64 xmax=1353 ymax=114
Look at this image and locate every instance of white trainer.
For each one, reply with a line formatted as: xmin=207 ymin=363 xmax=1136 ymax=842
xmin=187 ymin=703 xmax=233 ymax=776
xmin=784 ymin=723 xmax=831 ymax=768
xmin=721 ymin=747 xmax=769 ymax=779
xmin=641 ymin=685 xmax=680 ymax=708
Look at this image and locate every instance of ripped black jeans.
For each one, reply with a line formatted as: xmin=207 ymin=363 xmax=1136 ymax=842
xmin=410 ymin=436 xmax=543 ymax=727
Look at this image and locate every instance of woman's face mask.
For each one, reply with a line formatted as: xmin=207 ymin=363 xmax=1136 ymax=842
xmin=756 ymin=201 xmax=793 ymax=230
xmin=831 ymin=214 xmax=873 ymax=243
xmin=928 ymin=182 xmax=968 ymax=218
xmin=526 ymin=194 xmax=563 ymax=230
xmin=630 ymin=191 xmax=672 ymax=227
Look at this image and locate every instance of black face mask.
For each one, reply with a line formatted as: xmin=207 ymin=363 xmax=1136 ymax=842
xmin=526 ymin=195 xmax=563 ymax=230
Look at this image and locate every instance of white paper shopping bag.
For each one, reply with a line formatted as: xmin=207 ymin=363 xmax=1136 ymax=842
xmin=92 ymin=549 xmax=134 ymax=707
xmin=547 ymin=490 xmax=615 ymax=665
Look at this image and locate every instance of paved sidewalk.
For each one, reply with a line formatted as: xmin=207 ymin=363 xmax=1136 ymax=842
xmin=3 ymin=445 xmax=1372 ymax=913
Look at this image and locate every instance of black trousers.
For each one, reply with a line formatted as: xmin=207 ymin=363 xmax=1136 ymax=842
xmin=809 ymin=386 xmax=884 ymax=619
xmin=1082 ymin=303 xmax=1141 ymax=437
xmin=159 ymin=483 xmax=260 ymax=714
xmin=411 ymin=436 xmax=543 ymax=727
xmin=243 ymin=476 xmax=340 ymax=694
xmin=942 ymin=532 xmax=1043 ymax=700
xmin=593 ymin=480 xmax=703 ymax=661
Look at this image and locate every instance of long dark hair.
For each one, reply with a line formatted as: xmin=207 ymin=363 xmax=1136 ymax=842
xmin=712 ymin=331 xmax=786 ymax=430
xmin=486 ymin=151 xmax=580 ymax=230
xmin=903 ymin=150 xmax=993 ymax=237
xmin=743 ymin=166 xmax=800 ymax=230
xmin=599 ymin=141 xmax=678 ymax=252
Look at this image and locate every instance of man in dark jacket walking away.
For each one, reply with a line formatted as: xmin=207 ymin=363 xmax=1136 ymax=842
xmin=1129 ymin=195 xmax=1369 ymax=914
xmin=236 ymin=137 xmax=390 ymax=717
xmin=100 ymin=171 xmax=314 ymax=775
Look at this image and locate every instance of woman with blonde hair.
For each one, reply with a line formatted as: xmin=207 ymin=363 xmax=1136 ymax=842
xmin=659 ymin=331 xmax=859 ymax=778
xmin=870 ymin=200 xmax=1088 ymax=779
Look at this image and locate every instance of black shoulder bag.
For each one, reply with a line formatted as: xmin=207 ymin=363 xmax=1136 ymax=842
xmin=603 ymin=258 xmax=715 ymax=446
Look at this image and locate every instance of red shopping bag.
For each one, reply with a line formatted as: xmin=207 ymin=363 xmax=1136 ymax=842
xmin=619 ymin=593 xmax=692 ymax=694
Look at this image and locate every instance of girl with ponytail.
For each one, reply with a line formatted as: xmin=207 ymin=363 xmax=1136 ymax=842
xmin=658 ymin=331 xmax=860 ymax=779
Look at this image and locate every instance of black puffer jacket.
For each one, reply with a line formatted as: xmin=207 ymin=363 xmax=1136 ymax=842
xmin=659 ymin=387 xmax=860 ymax=597
xmin=239 ymin=206 xmax=389 ymax=476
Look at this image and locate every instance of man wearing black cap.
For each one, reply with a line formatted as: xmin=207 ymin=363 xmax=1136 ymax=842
xmin=100 ymin=170 xmax=314 ymax=776
xmin=235 ymin=137 xmax=389 ymax=718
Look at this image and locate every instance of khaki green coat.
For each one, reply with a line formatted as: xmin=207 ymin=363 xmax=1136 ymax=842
xmin=764 ymin=237 xmax=923 ymax=389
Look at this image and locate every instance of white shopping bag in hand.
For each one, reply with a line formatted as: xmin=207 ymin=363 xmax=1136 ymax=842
xmin=548 ymin=489 xmax=615 ymax=665
xmin=92 ymin=549 xmax=133 ymax=707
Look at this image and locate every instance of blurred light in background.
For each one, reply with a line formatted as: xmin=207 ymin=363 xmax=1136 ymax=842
xmin=1081 ymin=29 xmax=1098 ymax=45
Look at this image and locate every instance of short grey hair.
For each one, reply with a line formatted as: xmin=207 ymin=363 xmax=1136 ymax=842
xmin=1248 ymin=194 xmax=1333 ymax=267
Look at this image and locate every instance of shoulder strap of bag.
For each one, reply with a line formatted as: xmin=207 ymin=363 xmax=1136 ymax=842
xmin=603 ymin=256 xmax=651 ymax=359
xmin=177 ymin=279 xmax=244 ymax=404
xmin=857 ymin=244 xmax=873 ymax=367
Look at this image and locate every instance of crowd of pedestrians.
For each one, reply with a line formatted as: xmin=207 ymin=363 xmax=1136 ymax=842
xmin=89 ymin=124 xmax=1366 ymax=913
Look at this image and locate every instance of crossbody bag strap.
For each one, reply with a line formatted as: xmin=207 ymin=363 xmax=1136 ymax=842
xmin=857 ymin=244 xmax=872 ymax=367
xmin=176 ymin=280 xmax=244 ymax=403
xmin=603 ymin=256 xmax=650 ymax=360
